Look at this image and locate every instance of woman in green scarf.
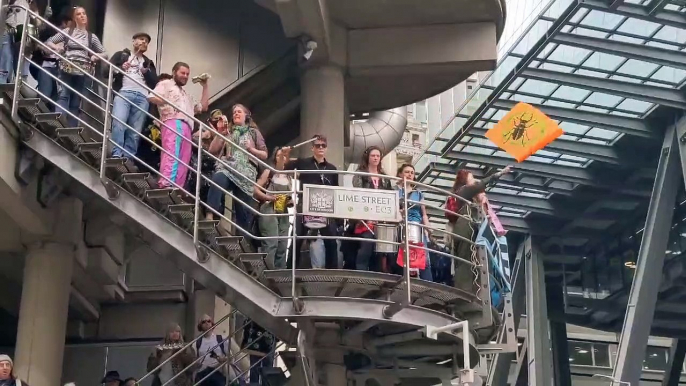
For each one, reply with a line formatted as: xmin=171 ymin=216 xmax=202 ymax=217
xmin=205 ymin=104 xmax=268 ymax=236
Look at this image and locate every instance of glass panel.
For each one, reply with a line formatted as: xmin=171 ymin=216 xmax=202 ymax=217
xmin=569 ymin=341 xmax=594 ymax=365
xmin=594 ymin=343 xmax=611 ymax=367
xmin=643 ymin=346 xmax=668 ymax=371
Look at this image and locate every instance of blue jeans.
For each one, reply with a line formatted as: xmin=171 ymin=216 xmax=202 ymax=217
xmin=111 ymin=90 xmax=150 ymax=158
xmin=57 ymin=71 xmax=87 ymax=127
xmin=207 ymin=172 xmax=254 ymax=237
xmin=0 ymin=32 xmax=14 ymax=84
xmin=37 ymin=65 xmax=59 ymax=110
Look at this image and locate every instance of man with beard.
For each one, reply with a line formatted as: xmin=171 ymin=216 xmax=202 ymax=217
xmin=149 ymin=62 xmax=209 ymax=188
xmin=110 ymin=32 xmax=159 ymax=159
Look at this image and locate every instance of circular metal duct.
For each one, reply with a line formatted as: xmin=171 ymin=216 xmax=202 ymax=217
xmin=347 ymin=106 xmax=408 ymax=163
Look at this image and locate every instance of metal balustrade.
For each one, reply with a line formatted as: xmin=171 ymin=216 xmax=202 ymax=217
xmin=3 ymin=3 xmax=517 ymax=383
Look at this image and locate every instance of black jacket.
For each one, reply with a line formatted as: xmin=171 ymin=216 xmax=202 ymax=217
xmin=110 ymin=49 xmax=158 ymax=92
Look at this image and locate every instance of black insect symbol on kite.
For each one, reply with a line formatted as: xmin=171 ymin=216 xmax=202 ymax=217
xmin=503 ymin=112 xmax=538 ymax=146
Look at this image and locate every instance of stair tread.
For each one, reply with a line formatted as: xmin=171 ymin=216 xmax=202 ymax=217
xmin=34 ymin=112 xmax=62 ymax=122
xmin=55 ymin=127 xmax=84 ymax=136
xmin=146 ymin=188 xmax=176 ymax=199
xmin=197 ymin=220 xmax=219 ymax=229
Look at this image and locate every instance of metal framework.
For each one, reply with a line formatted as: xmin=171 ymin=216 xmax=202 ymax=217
xmin=413 ymin=0 xmax=686 ymax=383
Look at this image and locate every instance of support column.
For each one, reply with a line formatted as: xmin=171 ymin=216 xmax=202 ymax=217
xmin=613 ymin=124 xmax=680 ymax=385
xmin=547 ymin=282 xmax=571 ymax=386
xmin=300 ymin=65 xmax=345 ymax=169
xmin=525 ymin=235 xmax=553 ymax=386
xmin=15 ymin=198 xmax=81 ymax=386
xmin=14 ymin=242 xmax=75 ymax=386
xmin=662 ymin=339 xmax=686 ymax=386
xmin=487 ymin=242 xmax=526 ymax=386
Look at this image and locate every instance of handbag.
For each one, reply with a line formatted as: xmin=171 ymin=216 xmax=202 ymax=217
xmin=58 ymin=28 xmax=95 ymax=76
xmin=396 ymin=243 xmax=427 ymax=270
xmin=445 ymin=196 xmax=459 ymax=223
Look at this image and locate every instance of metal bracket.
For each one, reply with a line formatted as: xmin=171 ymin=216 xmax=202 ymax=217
xmin=17 ymin=121 xmax=34 ymax=141
xmin=475 ymin=245 xmax=493 ymax=329
xmin=100 ymin=178 xmax=120 ymax=200
xmin=195 ymin=243 xmax=210 ymax=263
xmin=477 ymin=294 xmax=517 ymax=354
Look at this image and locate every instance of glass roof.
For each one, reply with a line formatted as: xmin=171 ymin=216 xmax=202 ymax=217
xmin=416 ymin=0 xmax=686 ymax=227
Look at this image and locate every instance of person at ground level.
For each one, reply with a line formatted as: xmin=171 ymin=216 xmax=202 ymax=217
xmin=110 ymin=32 xmax=158 ymax=159
xmin=0 ymin=0 xmax=41 ymax=84
xmin=122 ymin=378 xmax=137 ymax=386
xmin=194 ymin=314 xmax=230 ymax=386
xmin=447 ymin=167 xmax=511 ymax=293
xmin=205 ymin=104 xmax=267 ymax=237
xmin=148 ymin=61 xmax=209 ymax=189
xmin=282 ymin=136 xmax=339 ymax=269
xmin=45 ymin=6 xmax=106 ymax=126
xmin=146 ymin=323 xmax=196 ymax=386
xmin=0 ymin=354 xmax=28 ymax=386
xmin=254 ymin=146 xmax=292 ymax=269
xmin=100 ymin=370 xmax=122 ymax=386
xmin=32 ymin=11 xmax=71 ymax=110
xmin=395 ymin=163 xmax=433 ymax=281
xmin=241 ymin=320 xmax=275 ymax=385
xmin=351 ymin=146 xmax=393 ymax=272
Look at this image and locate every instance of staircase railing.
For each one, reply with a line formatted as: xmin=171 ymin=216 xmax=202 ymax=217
xmin=7 ymin=2 xmax=511 ymax=371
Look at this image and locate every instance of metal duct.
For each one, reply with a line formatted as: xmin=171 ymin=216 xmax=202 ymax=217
xmin=347 ymin=106 xmax=408 ymax=163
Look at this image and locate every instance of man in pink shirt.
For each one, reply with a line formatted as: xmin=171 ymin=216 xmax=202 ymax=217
xmin=148 ymin=61 xmax=209 ymax=188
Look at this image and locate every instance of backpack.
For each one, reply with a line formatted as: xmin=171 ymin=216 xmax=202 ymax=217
xmin=195 ymin=334 xmax=227 ymax=357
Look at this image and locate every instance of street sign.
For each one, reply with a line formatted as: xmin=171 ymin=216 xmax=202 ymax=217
xmin=302 ymin=184 xmax=400 ymax=222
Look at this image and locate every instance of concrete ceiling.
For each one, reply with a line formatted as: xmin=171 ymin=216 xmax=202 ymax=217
xmin=327 ymin=0 xmax=505 ymax=31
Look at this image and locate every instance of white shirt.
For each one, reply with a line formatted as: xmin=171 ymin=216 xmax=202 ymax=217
xmin=197 ymin=334 xmax=229 ymax=371
xmin=121 ymin=54 xmax=149 ymax=95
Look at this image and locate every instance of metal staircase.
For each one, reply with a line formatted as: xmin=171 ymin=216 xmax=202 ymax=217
xmin=2 ymin=4 xmax=517 ymax=385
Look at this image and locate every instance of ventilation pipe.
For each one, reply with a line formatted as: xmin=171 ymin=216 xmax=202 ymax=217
xmin=346 ymin=107 xmax=408 ymax=164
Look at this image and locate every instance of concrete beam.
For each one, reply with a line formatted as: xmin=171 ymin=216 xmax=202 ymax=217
xmin=275 ymin=0 xmax=331 ymax=60
xmin=348 ymin=23 xmax=497 ymax=77
xmin=0 ymin=115 xmax=52 ymax=235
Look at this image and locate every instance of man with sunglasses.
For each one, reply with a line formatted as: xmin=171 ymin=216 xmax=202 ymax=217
xmin=283 ymin=135 xmax=340 ymax=269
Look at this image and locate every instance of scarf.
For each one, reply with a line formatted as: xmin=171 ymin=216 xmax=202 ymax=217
xmin=474 ymin=193 xmax=507 ymax=236
xmin=232 ymin=125 xmax=250 ymax=138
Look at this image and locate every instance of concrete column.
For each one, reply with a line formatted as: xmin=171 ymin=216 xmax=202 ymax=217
xmin=382 ymin=151 xmax=398 ymax=176
xmin=324 ymin=363 xmax=347 ymax=386
xmin=525 ymin=236 xmax=553 ymax=386
xmin=14 ymin=241 xmax=75 ymax=386
xmin=300 ymin=65 xmax=345 ymax=169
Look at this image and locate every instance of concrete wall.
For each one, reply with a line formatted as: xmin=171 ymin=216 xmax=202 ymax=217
xmin=102 ymin=0 xmax=293 ymax=102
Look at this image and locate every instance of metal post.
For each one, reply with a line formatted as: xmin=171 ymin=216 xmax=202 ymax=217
xmin=291 ymin=170 xmax=301 ymax=313
xmin=612 ymin=124 xmax=680 ymax=385
xmin=192 ymin=124 xmax=204 ymax=245
xmin=99 ymin=65 xmax=115 ymax=178
xmin=547 ymin=282 xmax=572 ymax=386
xmin=524 ymin=235 xmax=553 ymax=386
xmin=402 ymin=178 xmax=411 ymax=305
xmin=662 ymin=339 xmax=686 ymax=386
xmin=10 ymin=10 xmax=30 ymax=123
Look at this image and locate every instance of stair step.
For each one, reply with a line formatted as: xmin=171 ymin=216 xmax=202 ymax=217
xmin=146 ymin=188 xmax=176 ymax=200
xmin=168 ymin=203 xmax=194 ymax=214
xmin=55 ymin=128 xmax=85 ymax=148
xmin=34 ymin=112 xmax=61 ymax=122
xmin=0 ymin=83 xmax=14 ymax=92
xmin=215 ymin=235 xmax=243 ymax=247
xmin=17 ymin=98 xmax=40 ymax=107
xmin=197 ymin=220 xmax=219 ymax=230
xmin=104 ymin=157 xmax=136 ymax=175
xmin=240 ymin=253 xmax=268 ymax=278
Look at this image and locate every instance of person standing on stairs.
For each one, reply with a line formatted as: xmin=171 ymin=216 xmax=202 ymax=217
xmin=109 ymin=32 xmax=158 ymax=159
xmin=45 ymin=6 xmax=106 ymax=126
xmin=254 ymin=146 xmax=292 ymax=269
xmin=282 ymin=136 xmax=340 ymax=269
xmin=0 ymin=0 xmax=42 ymax=84
xmin=148 ymin=61 xmax=209 ymax=189
xmin=205 ymin=104 xmax=267 ymax=238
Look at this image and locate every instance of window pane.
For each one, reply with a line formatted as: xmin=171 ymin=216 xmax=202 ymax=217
xmin=594 ymin=343 xmax=611 ymax=367
xmin=569 ymin=342 xmax=594 ymax=366
xmin=643 ymin=346 xmax=668 ymax=371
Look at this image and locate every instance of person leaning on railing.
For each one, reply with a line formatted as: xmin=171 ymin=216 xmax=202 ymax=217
xmin=205 ymin=104 xmax=267 ymax=237
xmin=446 ymin=166 xmax=511 ymax=293
xmin=253 ymin=146 xmax=292 ymax=269
xmin=351 ymin=146 xmax=393 ymax=273
xmin=281 ymin=136 xmax=340 ymax=269
xmin=30 ymin=11 xmax=71 ymax=111
xmin=45 ymin=6 xmax=107 ymax=127
xmin=109 ymin=31 xmax=159 ymax=159
xmin=148 ymin=62 xmax=209 ymax=189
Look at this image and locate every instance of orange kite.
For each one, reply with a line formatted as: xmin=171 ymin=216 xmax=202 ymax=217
xmin=485 ymin=102 xmax=563 ymax=162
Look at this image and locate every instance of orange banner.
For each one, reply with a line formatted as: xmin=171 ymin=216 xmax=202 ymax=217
xmin=485 ymin=102 xmax=563 ymax=162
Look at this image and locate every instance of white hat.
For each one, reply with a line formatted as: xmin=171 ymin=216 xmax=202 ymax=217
xmin=0 ymin=354 xmax=12 ymax=367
